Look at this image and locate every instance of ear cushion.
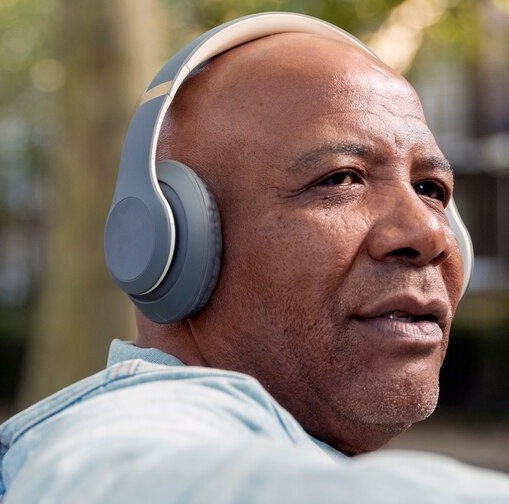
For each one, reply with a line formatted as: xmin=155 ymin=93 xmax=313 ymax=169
xmin=445 ymin=198 xmax=473 ymax=298
xmin=131 ymin=160 xmax=222 ymax=323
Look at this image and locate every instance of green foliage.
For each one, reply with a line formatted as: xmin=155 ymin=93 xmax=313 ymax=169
xmin=166 ymin=0 xmax=406 ymax=39
xmin=0 ymin=0 xmax=59 ymax=221
xmin=163 ymin=0 xmax=493 ymax=77
xmin=425 ymin=0 xmax=484 ymax=62
xmin=0 ymin=0 xmax=57 ymax=108
xmin=0 ymin=0 xmax=58 ymax=355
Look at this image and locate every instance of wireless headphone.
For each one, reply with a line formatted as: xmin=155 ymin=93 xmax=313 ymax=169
xmin=104 ymin=12 xmax=474 ymax=324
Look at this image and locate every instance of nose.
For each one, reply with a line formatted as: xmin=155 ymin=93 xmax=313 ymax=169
xmin=366 ymin=187 xmax=454 ymax=268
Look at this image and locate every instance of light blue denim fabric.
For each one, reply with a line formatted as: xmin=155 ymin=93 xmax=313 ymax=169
xmin=0 ymin=339 xmax=508 ymax=503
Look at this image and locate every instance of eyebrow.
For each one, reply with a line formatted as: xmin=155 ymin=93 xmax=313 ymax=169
xmin=289 ymin=143 xmax=375 ymax=174
xmin=289 ymin=142 xmax=454 ymax=175
xmin=416 ymin=155 xmax=454 ymax=174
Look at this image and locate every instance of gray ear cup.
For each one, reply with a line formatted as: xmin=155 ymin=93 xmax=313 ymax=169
xmin=132 ymin=161 xmax=222 ymax=323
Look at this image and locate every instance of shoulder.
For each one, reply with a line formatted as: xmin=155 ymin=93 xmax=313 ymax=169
xmin=0 ymin=358 xmax=313 ymax=490
xmin=1 ymin=357 xmax=304 ymax=442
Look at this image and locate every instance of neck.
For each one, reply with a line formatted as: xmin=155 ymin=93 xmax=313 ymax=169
xmin=135 ymin=311 xmax=208 ymax=366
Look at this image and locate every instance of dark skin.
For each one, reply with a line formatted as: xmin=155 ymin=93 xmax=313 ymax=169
xmin=137 ymin=33 xmax=464 ymax=455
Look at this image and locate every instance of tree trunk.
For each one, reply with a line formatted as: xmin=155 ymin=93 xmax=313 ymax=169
xmin=16 ymin=0 xmax=166 ymax=409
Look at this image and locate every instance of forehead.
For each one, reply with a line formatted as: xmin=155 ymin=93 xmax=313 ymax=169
xmin=242 ymin=62 xmax=441 ymax=169
xmin=176 ymin=34 xmax=397 ymax=117
xmin=170 ymin=34 xmax=444 ymax=184
xmin=217 ymin=35 xmax=428 ymax=133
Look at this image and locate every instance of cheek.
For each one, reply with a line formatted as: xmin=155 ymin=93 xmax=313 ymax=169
xmin=242 ymin=210 xmax=364 ymax=294
xmin=441 ymin=241 xmax=465 ymax=312
xmin=210 ymin=203 xmax=370 ymax=351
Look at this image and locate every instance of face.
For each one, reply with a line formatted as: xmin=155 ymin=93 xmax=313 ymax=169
xmin=165 ymin=34 xmax=464 ymax=454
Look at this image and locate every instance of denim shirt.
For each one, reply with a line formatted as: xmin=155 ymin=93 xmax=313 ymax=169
xmin=1 ymin=339 xmax=508 ymax=503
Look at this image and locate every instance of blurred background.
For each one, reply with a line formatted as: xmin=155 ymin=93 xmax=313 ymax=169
xmin=0 ymin=0 xmax=508 ymax=471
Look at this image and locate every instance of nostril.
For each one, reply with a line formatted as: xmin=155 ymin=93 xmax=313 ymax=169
xmin=430 ymin=249 xmax=449 ymax=267
xmin=389 ymin=247 xmax=419 ymax=260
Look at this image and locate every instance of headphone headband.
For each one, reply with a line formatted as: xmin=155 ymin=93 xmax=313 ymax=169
xmin=104 ymin=11 xmax=473 ymax=321
xmin=143 ymin=12 xmax=376 ymax=104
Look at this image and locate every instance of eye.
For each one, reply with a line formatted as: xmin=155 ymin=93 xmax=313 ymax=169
xmin=317 ymin=171 xmax=362 ymax=186
xmin=414 ymin=180 xmax=447 ymax=203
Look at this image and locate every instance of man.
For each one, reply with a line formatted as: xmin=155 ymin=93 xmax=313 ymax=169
xmin=1 ymin=12 xmax=507 ymax=502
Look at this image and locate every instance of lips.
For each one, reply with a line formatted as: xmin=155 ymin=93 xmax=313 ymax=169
xmin=354 ymin=295 xmax=448 ymax=345
xmin=359 ymin=295 xmax=447 ymax=326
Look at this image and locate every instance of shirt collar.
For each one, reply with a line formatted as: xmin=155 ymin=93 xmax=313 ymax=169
xmin=107 ymin=339 xmax=185 ymax=367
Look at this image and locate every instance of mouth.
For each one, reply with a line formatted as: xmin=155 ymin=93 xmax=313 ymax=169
xmin=354 ymin=296 xmax=448 ymax=346
xmin=381 ymin=311 xmax=439 ymax=324
xmin=359 ymin=294 xmax=447 ymax=326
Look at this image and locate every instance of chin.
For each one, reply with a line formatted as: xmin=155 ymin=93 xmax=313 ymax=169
xmin=331 ymin=404 xmax=437 ymax=456
xmin=359 ymin=358 xmax=442 ymax=424
xmin=328 ymin=379 xmax=441 ymax=454
xmin=368 ymin=387 xmax=439 ymax=426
